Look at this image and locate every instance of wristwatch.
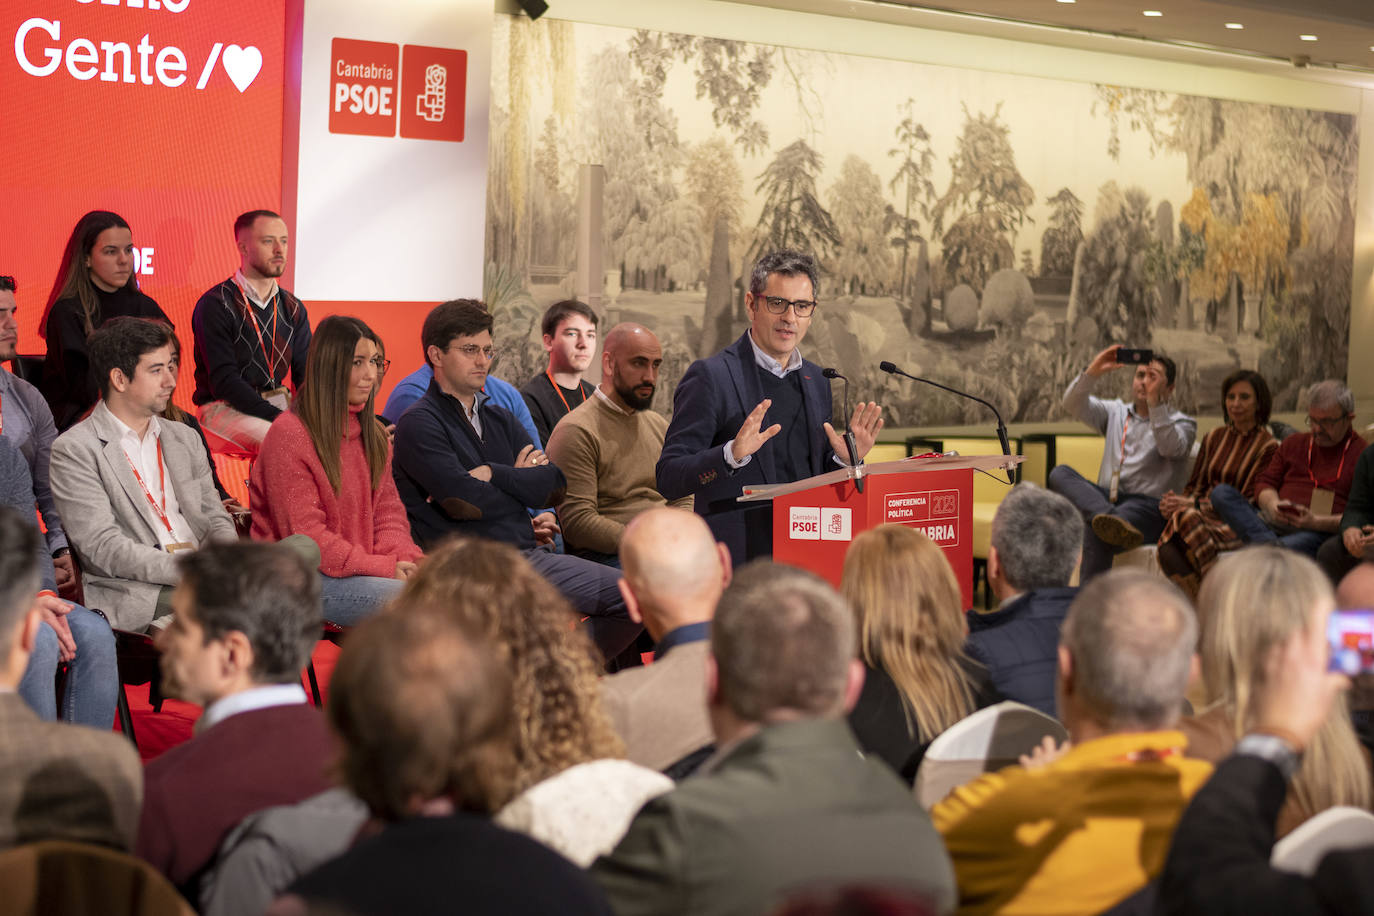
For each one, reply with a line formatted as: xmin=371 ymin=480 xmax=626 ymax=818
xmin=52 ymin=547 xmax=70 ymax=559
xmin=1236 ymin=732 xmax=1302 ymax=782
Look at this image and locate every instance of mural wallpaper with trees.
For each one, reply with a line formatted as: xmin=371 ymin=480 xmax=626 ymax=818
xmin=486 ymin=15 xmax=1358 ymax=426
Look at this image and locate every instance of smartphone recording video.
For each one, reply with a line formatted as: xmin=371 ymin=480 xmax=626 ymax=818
xmin=1116 ymin=348 xmax=1154 ymax=365
xmin=1329 ymin=609 xmax=1374 ymax=676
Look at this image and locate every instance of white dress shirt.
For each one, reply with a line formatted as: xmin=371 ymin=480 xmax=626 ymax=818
xmin=115 ymin=414 xmax=199 ymax=549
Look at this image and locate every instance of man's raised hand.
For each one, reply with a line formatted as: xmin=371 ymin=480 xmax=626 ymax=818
xmin=825 ymin=401 xmax=883 ymax=465
xmin=730 ymin=399 xmax=782 ymax=464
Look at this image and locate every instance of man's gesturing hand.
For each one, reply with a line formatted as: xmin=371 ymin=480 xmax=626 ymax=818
xmin=1086 ymin=344 xmax=1125 ymax=378
xmin=730 ymin=400 xmax=782 ymax=464
xmin=824 ymin=401 xmax=884 ymax=465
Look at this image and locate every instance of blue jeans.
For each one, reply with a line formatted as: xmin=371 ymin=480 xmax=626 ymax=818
xmin=1047 ymin=465 xmax=1166 ymax=582
xmin=524 ymin=546 xmax=641 ymax=660
xmin=17 ymin=604 xmax=118 ymax=729
xmin=1209 ymin=484 xmax=1332 ymax=557
xmin=318 ymin=574 xmax=403 ymax=626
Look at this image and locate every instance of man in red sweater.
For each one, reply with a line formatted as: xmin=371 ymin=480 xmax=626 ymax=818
xmin=1211 ymin=379 xmax=1366 ymax=558
xmin=137 ymin=540 xmax=335 ymax=901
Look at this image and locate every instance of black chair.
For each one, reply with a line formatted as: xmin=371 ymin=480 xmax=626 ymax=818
xmin=306 ymin=621 xmax=350 ymax=707
xmin=7 ymin=354 xmax=43 ymax=386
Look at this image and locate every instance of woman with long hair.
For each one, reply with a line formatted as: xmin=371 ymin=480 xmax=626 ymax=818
xmin=1156 ymin=369 xmax=1278 ymax=592
xmin=1186 ymin=546 xmax=1372 ymax=835
xmin=399 ymin=537 xmax=672 ymax=866
xmin=41 ymin=210 xmax=170 ymax=429
xmin=841 ymin=524 xmax=1000 ymax=783
xmin=250 ymin=316 xmax=422 ymax=625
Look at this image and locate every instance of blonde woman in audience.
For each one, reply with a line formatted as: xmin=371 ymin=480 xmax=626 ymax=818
xmin=841 ymin=524 xmax=1000 ymax=784
xmin=1185 ymin=545 xmax=1372 ymax=835
xmin=400 ymin=537 xmax=672 ymax=866
xmin=250 ymin=316 xmax=422 ymax=625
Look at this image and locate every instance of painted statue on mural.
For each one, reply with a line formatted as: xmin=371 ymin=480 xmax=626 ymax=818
xmin=485 ymin=16 xmax=1357 ymax=427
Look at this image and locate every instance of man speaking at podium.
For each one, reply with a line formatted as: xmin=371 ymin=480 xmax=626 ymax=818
xmin=657 ymin=250 xmax=882 ymax=565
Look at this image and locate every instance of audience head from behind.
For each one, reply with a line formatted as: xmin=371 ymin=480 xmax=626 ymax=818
xmin=43 ymin=210 xmax=137 ymax=336
xmin=421 ymin=298 xmax=494 ymax=406
xmin=0 ymin=506 xmax=43 ymax=689
xmin=88 ymin=316 xmax=176 ymax=432
xmin=1196 ymin=547 xmax=1371 ymax=822
xmin=711 ymin=561 xmax=862 ymax=740
xmin=618 ymin=507 xmax=732 ymax=643
xmin=295 ymin=315 xmax=389 ymax=494
xmin=988 ymin=482 xmax=1083 ymax=601
xmin=398 ymin=537 xmax=624 ymax=798
xmin=155 ymin=540 xmax=322 ymax=710
xmin=328 ymin=608 xmax=514 ymax=821
xmin=1057 ymin=569 xmax=1196 ymax=740
xmin=841 ymin=525 xmax=975 ymax=743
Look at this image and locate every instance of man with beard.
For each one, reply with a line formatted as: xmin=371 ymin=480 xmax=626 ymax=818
xmin=190 ymin=210 xmax=311 ymax=457
xmin=545 ymin=324 xmax=693 ymax=566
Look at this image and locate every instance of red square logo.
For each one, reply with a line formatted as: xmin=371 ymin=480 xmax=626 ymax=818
xmin=399 ymin=45 xmax=466 ymax=142
xmin=329 ymin=38 xmax=399 ymax=137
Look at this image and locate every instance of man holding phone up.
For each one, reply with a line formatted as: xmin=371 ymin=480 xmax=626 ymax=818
xmin=1049 ymin=345 xmax=1196 ymax=582
xmin=1212 ymin=379 xmax=1364 ymax=563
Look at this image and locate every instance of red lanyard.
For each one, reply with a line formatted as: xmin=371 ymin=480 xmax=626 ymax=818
xmin=125 ymin=437 xmax=177 ymax=538
xmin=237 ymin=280 xmax=282 ymax=379
xmin=0 ymin=390 xmax=4 ymax=435
xmin=1307 ymin=433 xmax=1354 ymax=490
xmin=546 ymin=368 xmax=587 ymax=413
xmin=1118 ymin=415 xmax=1131 ymax=467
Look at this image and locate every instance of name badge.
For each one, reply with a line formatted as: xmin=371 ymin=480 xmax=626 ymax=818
xmin=262 ymin=387 xmax=290 ymax=412
xmin=1108 ymin=470 xmax=1121 ymax=504
xmin=1309 ymin=488 xmax=1336 ymax=517
xmin=165 ymin=542 xmax=195 ymax=554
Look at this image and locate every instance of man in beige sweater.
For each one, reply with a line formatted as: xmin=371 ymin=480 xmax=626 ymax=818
xmin=545 ymin=323 xmax=692 ymax=565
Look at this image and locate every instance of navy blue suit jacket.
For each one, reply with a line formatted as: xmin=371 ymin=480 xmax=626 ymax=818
xmin=656 ymin=332 xmax=834 ymax=564
xmin=963 ymin=586 xmax=1076 ymax=717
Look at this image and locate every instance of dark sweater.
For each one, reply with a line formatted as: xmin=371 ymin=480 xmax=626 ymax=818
xmin=41 ymin=286 xmax=169 ymax=430
xmin=521 ymin=372 xmax=594 ymax=445
xmin=964 ymin=586 xmax=1077 ymax=717
xmin=393 ymin=381 xmax=565 ymax=549
xmin=191 ymin=278 xmax=311 ymax=422
xmin=290 ymin=813 xmax=612 ymax=916
xmin=756 ymin=365 xmax=808 ymax=484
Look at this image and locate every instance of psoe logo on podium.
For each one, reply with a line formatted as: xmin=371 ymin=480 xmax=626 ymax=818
xmin=820 ymin=507 xmax=852 ymax=541
xmin=399 ymin=45 xmax=466 ymax=142
xmin=789 ymin=506 xmax=820 ymax=541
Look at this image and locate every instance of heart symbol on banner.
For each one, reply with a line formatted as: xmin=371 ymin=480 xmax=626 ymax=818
xmin=221 ymin=45 xmax=263 ymax=93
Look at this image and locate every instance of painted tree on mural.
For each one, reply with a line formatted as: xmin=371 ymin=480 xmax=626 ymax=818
xmin=752 ymin=139 xmax=841 ymax=265
xmin=932 ymin=104 xmax=1035 ymax=294
xmin=1073 ymin=182 xmax=1159 ymax=348
xmin=885 ymin=98 xmax=937 ymax=305
xmin=827 ymin=155 xmax=894 ymax=296
xmin=1040 ymin=188 xmax=1084 ymax=278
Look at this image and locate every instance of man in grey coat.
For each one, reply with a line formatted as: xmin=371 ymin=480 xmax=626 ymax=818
xmin=50 ymin=318 xmax=237 ymax=633
xmin=591 ymin=562 xmax=957 ymax=916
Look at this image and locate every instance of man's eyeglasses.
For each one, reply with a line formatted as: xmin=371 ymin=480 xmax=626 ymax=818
xmin=759 ymin=295 xmax=817 ymax=317
xmin=449 ymin=344 xmax=497 ymax=360
xmin=1307 ymin=413 xmax=1350 ymax=430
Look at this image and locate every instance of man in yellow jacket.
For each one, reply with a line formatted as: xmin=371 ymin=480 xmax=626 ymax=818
xmin=934 ymin=570 xmax=1212 ymax=915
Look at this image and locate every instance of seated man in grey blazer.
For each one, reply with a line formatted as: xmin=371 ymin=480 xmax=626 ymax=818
xmin=601 ymin=507 xmax=730 ymax=773
xmin=591 ymin=562 xmax=957 ymax=916
xmin=0 ymin=504 xmax=142 ymax=851
xmin=49 ymin=318 xmax=238 ymax=633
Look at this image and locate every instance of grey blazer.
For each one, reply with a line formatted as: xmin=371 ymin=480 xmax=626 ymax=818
xmin=600 ymin=639 xmax=714 ymax=772
xmin=50 ymin=401 xmax=237 ymax=631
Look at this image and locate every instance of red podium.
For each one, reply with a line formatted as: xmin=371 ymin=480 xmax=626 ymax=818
xmin=738 ymin=455 xmax=1021 ymax=608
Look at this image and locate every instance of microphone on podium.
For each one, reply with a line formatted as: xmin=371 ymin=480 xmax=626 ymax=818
xmin=878 ymin=361 xmax=1015 ymax=484
xmin=822 ymin=367 xmax=863 ymax=494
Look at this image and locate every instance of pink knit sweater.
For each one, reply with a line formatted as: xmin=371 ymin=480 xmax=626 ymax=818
xmin=250 ymin=406 xmax=422 ymax=578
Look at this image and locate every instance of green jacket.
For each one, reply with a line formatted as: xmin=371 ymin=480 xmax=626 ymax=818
xmin=1338 ymin=444 xmax=1374 ymax=533
xmin=590 ymin=718 xmax=956 ymax=916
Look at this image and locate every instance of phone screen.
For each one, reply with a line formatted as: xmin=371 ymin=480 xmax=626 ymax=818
xmin=1329 ymin=609 xmax=1374 ymax=676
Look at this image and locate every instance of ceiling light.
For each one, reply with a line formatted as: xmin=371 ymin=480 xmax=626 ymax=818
xmin=1300 ymin=34 xmax=1318 ymax=41
xmin=1056 ymin=0 xmax=1076 ymax=4
xmin=1143 ymin=10 xmax=1163 ymax=17
xmin=1225 ymin=22 xmax=1243 ymax=30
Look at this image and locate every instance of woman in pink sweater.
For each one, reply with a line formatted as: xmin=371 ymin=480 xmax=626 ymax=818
xmin=250 ymin=316 xmax=422 ymax=624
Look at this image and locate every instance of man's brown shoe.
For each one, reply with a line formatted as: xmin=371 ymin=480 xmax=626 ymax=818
xmin=1092 ymin=514 xmax=1145 ymax=550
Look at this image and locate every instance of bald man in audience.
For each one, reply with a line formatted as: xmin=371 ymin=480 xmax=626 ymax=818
xmin=545 ymin=323 xmax=692 ymax=566
xmin=593 ymin=562 xmax=956 ymax=916
xmin=601 ymin=508 xmax=731 ymax=771
xmin=935 ymin=570 xmax=1211 ymax=915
